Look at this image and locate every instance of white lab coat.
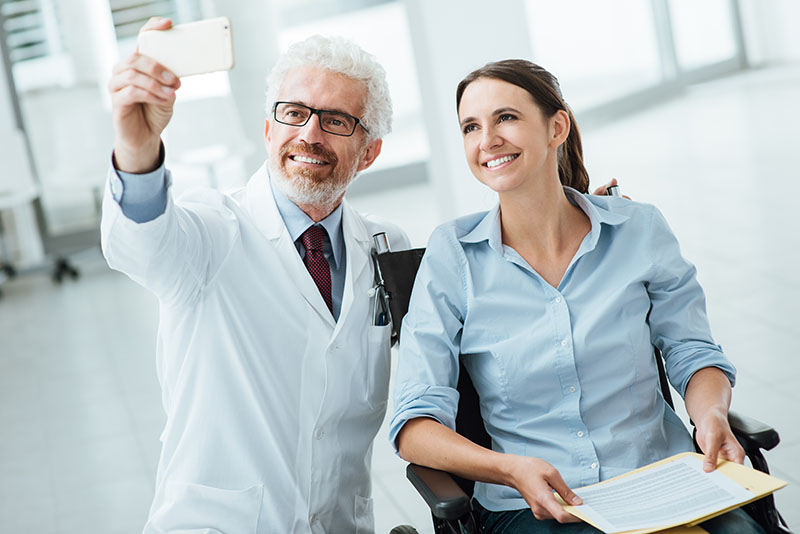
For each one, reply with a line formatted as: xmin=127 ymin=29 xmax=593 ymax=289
xmin=101 ymin=163 xmax=409 ymax=534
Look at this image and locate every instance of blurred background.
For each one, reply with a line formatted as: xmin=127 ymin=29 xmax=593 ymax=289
xmin=0 ymin=0 xmax=798 ymax=532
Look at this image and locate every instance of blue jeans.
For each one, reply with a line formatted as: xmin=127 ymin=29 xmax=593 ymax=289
xmin=474 ymin=500 xmax=765 ymax=534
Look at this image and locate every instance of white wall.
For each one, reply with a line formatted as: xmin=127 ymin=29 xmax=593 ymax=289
xmin=403 ymin=0 xmax=534 ymax=219
xmin=739 ymin=0 xmax=800 ymax=66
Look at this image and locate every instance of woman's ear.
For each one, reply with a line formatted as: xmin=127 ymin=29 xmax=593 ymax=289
xmin=550 ymin=109 xmax=570 ymax=148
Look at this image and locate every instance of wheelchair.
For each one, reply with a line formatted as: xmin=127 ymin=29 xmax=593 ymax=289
xmin=376 ymin=247 xmax=792 ymax=534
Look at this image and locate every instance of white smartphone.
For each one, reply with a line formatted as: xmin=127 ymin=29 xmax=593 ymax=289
xmin=137 ymin=16 xmax=234 ymax=78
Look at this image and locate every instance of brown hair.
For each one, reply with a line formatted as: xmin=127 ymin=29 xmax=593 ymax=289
xmin=456 ymin=59 xmax=589 ymax=193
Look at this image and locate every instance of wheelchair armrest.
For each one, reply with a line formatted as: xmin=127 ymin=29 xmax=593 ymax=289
xmin=406 ymin=463 xmax=471 ymax=521
xmin=729 ymin=409 xmax=780 ymax=451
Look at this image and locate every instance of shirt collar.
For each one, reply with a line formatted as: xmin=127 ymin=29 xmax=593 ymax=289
xmin=269 ymin=175 xmax=344 ymax=269
xmin=458 ymin=187 xmax=629 ymax=254
xmin=460 ymin=204 xmax=503 ymax=253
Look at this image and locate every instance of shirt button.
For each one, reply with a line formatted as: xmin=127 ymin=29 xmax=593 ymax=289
xmin=310 ymin=514 xmax=318 ymax=524
xmin=591 ymin=462 xmax=598 ymax=469
xmin=314 ymin=428 xmax=324 ymax=440
xmin=561 ymin=339 xmax=568 ymax=347
xmin=569 ymin=386 xmax=576 ymax=393
xmin=555 ymin=296 xmax=562 ymax=303
xmin=577 ymin=431 xmax=584 ymax=437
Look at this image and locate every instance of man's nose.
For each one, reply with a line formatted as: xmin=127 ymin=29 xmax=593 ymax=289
xmin=298 ymin=113 xmax=327 ymax=144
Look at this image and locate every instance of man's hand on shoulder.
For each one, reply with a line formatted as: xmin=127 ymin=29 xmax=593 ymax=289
xmin=591 ymin=178 xmax=632 ymax=199
xmin=109 ymin=17 xmax=181 ymax=173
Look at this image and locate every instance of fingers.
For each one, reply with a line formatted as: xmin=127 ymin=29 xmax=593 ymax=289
xmin=591 ymin=178 xmax=618 ymax=196
xmin=546 ymin=470 xmax=583 ymax=507
xmin=109 ymin=53 xmax=180 ymax=107
xmin=140 ymin=16 xmax=172 ymax=33
xmin=112 ymin=53 xmax=179 ymax=87
xmin=702 ymin=441 xmax=720 ymax=472
xmin=531 ymin=467 xmax=583 ymax=523
xmin=530 ymin=490 xmax=581 ymax=523
xmin=110 ymin=69 xmax=175 ymax=102
xmin=718 ymin=436 xmax=746 ymax=465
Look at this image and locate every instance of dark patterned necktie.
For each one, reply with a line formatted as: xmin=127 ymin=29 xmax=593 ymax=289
xmin=300 ymin=225 xmax=333 ymax=314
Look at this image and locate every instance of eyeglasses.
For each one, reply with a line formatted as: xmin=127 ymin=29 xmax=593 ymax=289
xmin=272 ymin=101 xmax=369 ymax=137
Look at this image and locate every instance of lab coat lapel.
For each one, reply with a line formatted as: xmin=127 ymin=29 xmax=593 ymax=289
xmin=243 ymin=165 xmax=336 ymax=328
xmin=333 ymin=199 xmax=372 ymax=338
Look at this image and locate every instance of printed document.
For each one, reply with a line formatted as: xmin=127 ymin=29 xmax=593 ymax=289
xmin=571 ymin=455 xmax=753 ymax=533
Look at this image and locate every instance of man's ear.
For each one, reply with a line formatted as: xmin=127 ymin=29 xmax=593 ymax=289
xmin=357 ymin=138 xmax=383 ymax=172
xmin=264 ymin=119 xmax=271 ymax=147
xmin=550 ymin=110 xmax=570 ymax=148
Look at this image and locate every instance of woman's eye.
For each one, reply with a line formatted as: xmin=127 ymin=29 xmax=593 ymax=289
xmin=498 ymin=114 xmax=517 ymax=123
xmin=462 ymin=124 xmax=477 ymax=134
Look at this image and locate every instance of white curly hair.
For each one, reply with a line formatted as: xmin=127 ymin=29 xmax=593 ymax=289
xmin=265 ymin=35 xmax=392 ymax=142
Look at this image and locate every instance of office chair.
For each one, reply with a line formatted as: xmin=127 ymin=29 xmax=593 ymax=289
xmin=375 ymin=248 xmax=792 ymax=534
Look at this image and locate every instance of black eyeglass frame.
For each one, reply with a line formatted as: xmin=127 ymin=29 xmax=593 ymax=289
xmin=272 ymin=101 xmax=370 ymax=137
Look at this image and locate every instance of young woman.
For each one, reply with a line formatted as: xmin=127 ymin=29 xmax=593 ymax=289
xmin=389 ymin=60 xmax=763 ymax=534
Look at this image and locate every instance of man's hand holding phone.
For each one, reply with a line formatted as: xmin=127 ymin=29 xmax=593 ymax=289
xmin=108 ymin=16 xmax=234 ymax=173
xmin=109 ymin=17 xmax=180 ymax=174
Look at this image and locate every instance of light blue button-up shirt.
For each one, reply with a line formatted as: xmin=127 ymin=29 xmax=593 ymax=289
xmin=110 ymin=155 xmax=346 ymax=319
xmin=389 ymin=188 xmax=735 ymax=512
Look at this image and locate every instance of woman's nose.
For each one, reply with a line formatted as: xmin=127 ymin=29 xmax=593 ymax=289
xmin=479 ymin=127 xmax=502 ymax=151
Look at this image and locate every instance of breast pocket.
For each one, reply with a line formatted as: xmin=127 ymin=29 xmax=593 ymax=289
xmin=148 ymin=481 xmax=263 ymax=534
xmin=365 ymin=323 xmax=392 ymax=410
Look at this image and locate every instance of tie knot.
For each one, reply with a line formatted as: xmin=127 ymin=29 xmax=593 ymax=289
xmin=301 ymin=225 xmax=326 ymax=253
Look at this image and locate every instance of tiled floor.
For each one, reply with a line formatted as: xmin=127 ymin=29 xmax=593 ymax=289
xmin=1 ymin=63 xmax=798 ymax=533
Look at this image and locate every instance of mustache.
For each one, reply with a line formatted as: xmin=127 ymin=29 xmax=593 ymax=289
xmin=279 ymin=142 xmax=338 ymax=166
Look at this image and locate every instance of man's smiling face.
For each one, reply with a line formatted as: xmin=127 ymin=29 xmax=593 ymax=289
xmin=266 ymin=64 xmax=378 ymax=210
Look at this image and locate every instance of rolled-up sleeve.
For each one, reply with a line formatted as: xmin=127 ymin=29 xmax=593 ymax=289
xmin=388 ymin=226 xmax=467 ymax=452
xmin=645 ymin=206 xmax=736 ymax=396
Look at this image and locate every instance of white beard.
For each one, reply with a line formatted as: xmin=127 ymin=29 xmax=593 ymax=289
xmin=267 ymin=156 xmax=360 ymax=211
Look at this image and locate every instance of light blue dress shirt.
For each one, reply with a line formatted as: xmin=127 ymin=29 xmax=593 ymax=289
xmin=389 ymin=187 xmax=735 ymax=512
xmin=110 ymin=155 xmax=346 ymax=319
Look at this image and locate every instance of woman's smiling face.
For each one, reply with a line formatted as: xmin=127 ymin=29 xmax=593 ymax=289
xmin=457 ymin=77 xmax=567 ymax=195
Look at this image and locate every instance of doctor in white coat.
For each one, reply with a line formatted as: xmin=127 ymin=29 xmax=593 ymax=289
xmin=102 ymin=18 xmax=409 ymax=534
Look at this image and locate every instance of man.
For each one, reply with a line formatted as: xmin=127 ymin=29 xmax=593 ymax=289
xmin=103 ymin=18 xmax=408 ymax=533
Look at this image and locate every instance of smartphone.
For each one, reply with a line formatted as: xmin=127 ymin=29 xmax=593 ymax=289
xmin=137 ymin=17 xmax=234 ymax=78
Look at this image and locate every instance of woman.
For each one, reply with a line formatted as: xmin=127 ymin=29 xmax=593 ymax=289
xmin=389 ymin=60 xmax=762 ymax=534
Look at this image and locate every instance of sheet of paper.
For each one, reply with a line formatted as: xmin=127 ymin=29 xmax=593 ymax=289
xmin=572 ymin=455 xmax=753 ymax=533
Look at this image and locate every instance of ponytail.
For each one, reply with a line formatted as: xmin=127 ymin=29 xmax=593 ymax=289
xmin=558 ymin=107 xmax=589 ymax=193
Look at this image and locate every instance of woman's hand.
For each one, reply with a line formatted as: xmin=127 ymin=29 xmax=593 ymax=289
xmin=684 ymin=367 xmax=744 ymax=472
xmin=398 ymin=419 xmax=583 ymax=523
xmin=694 ymin=407 xmax=745 ymax=472
xmin=506 ymin=456 xmax=583 ymax=523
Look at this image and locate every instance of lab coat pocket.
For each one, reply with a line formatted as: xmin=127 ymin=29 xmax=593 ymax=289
xmin=149 ymin=481 xmax=263 ymax=533
xmin=366 ymin=324 xmax=392 ymax=410
xmin=354 ymin=494 xmax=375 ymax=534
